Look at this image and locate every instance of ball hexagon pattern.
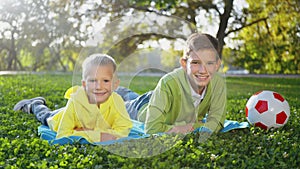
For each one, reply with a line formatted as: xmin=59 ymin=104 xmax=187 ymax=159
xmin=245 ymin=90 xmax=290 ymax=130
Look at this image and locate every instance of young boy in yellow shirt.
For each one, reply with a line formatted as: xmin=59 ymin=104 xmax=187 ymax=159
xmin=13 ymin=54 xmax=132 ymax=143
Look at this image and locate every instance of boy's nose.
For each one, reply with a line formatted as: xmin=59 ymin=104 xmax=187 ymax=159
xmin=198 ymin=64 xmax=207 ymax=72
xmin=95 ymin=81 xmax=103 ymax=89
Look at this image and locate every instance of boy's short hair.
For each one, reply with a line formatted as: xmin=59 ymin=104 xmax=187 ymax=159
xmin=183 ymin=33 xmax=220 ymax=60
xmin=82 ymin=53 xmax=117 ymax=80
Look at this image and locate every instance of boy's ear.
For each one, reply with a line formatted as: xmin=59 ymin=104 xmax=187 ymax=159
xmin=82 ymin=80 xmax=86 ymax=88
xmin=216 ymin=59 xmax=222 ymax=70
xmin=113 ymin=78 xmax=120 ymax=90
xmin=180 ymin=58 xmax=187 ymax=70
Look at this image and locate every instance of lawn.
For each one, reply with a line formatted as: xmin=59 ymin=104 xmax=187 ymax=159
xmin=0 ymin=74 xmax=299 ymax=168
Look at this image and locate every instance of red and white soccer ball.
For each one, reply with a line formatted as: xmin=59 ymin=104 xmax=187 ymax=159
xmin=245 ymin=90 xmax=290 ymax=130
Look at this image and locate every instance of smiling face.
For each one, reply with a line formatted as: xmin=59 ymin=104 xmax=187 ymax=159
xmin=181 ymin=49 xmax=220 ymax=94
xmin=82 ymin=64 xmax=119 ymax=107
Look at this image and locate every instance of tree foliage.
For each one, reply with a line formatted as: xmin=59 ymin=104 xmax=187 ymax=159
xmin=0 ymin=0 xmax=81 ymax=71
xmin=232 ymin=0 xmax=300 ymax=74
xmin=0 ymin=0 xmax=299 ymax=74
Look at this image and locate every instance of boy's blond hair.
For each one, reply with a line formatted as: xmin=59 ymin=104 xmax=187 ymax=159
xmin=82 ymin=53 xmax=117 ymax=80
xmin=183 ymin=33 xmax=220 ymax=60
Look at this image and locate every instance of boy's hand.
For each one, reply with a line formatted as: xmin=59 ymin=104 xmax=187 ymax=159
xmin=167 ymin=123 xmax=194 ymax=134
xmin=101 ymin=133 xmax=117 ymax=142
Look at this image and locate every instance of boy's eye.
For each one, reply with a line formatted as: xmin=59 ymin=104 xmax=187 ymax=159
xmin=104 ymin=79 xmax=110 ymax=83
xmin=190 ymin=61 xmax=201 ymax=65
xmin=89 ymin=79 xmax=96 ymax=83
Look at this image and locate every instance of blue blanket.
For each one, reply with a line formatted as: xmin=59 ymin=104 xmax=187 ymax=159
xmin=38 ymin=120 xmax=249 ymax=145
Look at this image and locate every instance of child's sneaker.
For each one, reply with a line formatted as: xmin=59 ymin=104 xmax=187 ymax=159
xmin=13 ymin=97 xmax=46 ymax=114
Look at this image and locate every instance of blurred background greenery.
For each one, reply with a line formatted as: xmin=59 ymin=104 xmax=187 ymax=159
xmin=0 ymin=0 xmax=299 ymax=74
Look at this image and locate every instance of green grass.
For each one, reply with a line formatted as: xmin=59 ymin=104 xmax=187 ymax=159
xmin=0 ymin=74 xmax=299 ymax=168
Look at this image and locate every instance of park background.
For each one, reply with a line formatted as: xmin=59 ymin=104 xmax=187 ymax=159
xmin=0 ymin=0 xmax=299 ymax=74
xmin=0 ymin=0 xmax=299 ymax=168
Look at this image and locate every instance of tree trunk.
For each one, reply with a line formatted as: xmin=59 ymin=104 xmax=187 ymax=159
xmin=7 ymin=30 xmax=20 ymax=70
xmin=216 ymin=0 xmax=233 ymax=58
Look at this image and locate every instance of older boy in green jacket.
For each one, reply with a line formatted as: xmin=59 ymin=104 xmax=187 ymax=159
xmin=123 ymin=33 xmax=226 ymax=134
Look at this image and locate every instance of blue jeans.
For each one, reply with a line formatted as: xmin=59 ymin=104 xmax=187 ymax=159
xmin=125 ymin=91 xmax=153 ymax=120
xmin=31 ymin=104 xmax=63 ymax=126
xmin=115 ymin=87 xmax=153 ymax=120
xmin=115 ymin=86 xmax=140 ymax=101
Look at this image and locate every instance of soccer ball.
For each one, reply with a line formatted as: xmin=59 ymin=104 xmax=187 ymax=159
xmin=245 ymin=90 xmax=290 ymax=130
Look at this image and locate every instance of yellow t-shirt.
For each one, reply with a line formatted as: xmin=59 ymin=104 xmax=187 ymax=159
xmin=47 ymin=86 xmax=132 ymax=143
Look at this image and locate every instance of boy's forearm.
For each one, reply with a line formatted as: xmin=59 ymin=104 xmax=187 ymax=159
xmin=100 ymin=133 xmax=117 ymax=142
xmin=145 ymin=120 xmax=172 ymax=134
xmin=166 ymin=123 xmax=194 ymax=134
xmin=193 ymin=117 xmax=223 ymax=133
